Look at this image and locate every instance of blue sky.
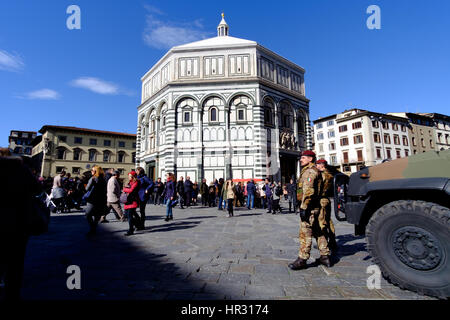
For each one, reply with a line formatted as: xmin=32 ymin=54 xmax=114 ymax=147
xmin=1 ymin=0 xmax=449 ymax=146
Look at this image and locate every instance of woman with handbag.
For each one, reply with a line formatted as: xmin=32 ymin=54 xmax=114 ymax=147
xmin=163 ymin=172 xmax=176 ymax=222
xmin=225 ymin=179 xmax=236 ymax=217
xmin=122 ymin=171 xmax=140 ymax=236
xmin=85 ymin=165 xmax=108 ymax=236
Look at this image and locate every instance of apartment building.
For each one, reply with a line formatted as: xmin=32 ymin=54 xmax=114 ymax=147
xmin=8 ymin=130 xmax=37 ymax=156
xmin=388 ymin=112 xmax=437 ymax=154
xmin=313 ymin=109 xmax=411 ymax=174
xmin=420 ymin=113 xmax=450 ymax=151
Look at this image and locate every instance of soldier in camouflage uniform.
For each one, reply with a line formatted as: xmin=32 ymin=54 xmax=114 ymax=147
xmin=316 ymin=159 xmax=337 ymax=254
xmin=289 ymin=150 xmax=331 ymax=270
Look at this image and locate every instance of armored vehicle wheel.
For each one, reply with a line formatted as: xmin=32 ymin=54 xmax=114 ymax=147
xmin=366 ymin=200 xmax=450 ymax=298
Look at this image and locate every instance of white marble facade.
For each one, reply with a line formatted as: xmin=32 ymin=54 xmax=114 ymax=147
xmin=137 ymin=15 xmax=311 ymax=183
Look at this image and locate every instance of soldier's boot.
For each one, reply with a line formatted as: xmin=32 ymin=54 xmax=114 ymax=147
xmin=288 ymin=257 xmax=308 ymax=270
xmin=317 ymin=255 xmax=332 ymax=268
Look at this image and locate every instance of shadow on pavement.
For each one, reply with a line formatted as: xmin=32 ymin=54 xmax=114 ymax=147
xmin=330 ymin=234 xmax=369 ymax=265
xmin=20 ymin=213 xmax=230 ymax=300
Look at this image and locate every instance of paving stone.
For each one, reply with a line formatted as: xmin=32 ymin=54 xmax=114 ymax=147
xmin=283 ymin=286 xmax=311 ymax=298
xmin=20 ymin=205 xmax=436 ymax=300
xmin=218 ymin=273 xmax=251 ymax=284
xmin=187 ymin=272 xmax=221 ymax=283
xmin=245 ymin=284 xmax=285 ymax=298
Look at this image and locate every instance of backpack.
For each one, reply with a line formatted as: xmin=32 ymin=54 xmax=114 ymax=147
xmin=275 ymin=186 xmax=282 ymax=196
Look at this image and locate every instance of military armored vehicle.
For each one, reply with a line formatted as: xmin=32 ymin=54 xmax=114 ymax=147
xmin=334 ymin=149 xmax=450 ymax=298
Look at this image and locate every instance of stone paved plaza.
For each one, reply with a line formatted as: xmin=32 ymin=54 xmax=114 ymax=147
xmin=21 ymin=199 xmax=435 ymax=300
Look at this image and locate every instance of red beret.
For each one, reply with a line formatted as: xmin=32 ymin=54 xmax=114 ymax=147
xmin=316 ymin=159 xmax=327 ymax=165
xmin=301 ymin=150 xmax=316 ymax=157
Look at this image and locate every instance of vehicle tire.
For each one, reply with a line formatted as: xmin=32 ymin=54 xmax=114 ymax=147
xmin=366 ymin=200 xmax=450 ymax=299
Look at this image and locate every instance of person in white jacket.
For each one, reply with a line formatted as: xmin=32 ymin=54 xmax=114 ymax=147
xmin=106 ymin=170 xmax=125 ymax=222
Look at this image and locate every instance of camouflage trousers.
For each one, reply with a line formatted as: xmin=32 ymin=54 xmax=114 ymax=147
xmin=298 ymin=209 xmax=330 ymax=260
xmin=319 ymin=198 xmax=337 ymax=252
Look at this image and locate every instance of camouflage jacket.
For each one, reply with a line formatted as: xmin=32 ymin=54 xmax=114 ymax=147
xmin=298 ymin=162 xmax=322 ymax=211
xmin=320 ymin=168 xmax=334 ymax=198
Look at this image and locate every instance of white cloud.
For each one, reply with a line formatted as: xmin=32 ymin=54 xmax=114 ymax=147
xmin=0 ymin=49 xmax=25 ymax=72
xmin=142 ymin=6 xmax=212 ymax=50
xmin=17 ymin=89 xmax=60 ymax=100
xmin=71 ymin=77 xmax=119 ymax=95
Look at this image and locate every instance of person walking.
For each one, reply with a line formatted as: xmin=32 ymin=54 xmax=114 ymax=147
xmin=217 ymin=178 xmax=226 ymax=210
xmin=287 ymin=178 xmax=297 ymax=213
xmin=84 ymin=165 xmax=108 ymax=236
xmin=224 ymin=179 xmax=236 ymax=217
xmin=272 ymin=182 xmax=283 ymax=214
xmin=192 ymin=182 xmax=199 ymax=206
xmin=106 ymin=170 xmax=125 ymax=222
xmin=316 ymin=159 xmax=338 ymax=254
xmin=123 ymin=171 xmax=140 ymax=236
xmin=263 ymin=178 xmax=273 ymax=213
xmin=289 ymin=150 xmax=330 ymax=270
xmin=154 ymin=178 xmax=164 ymax=205
xmin=184 ymin=176 xmax=193 ymax=208
xmin=246 ymin=179 xmax=256 ymax=210
xmin=176 ymin=176 xmax=185 ymax=209
xmin=136 ymin=167 xmax=154 ymax=230
xmin=200 ymin=179 xmax=209 ymax=206
xmin=163 ymin=173 xmax=176 ymax=221
xmin=208 ymin=182 xmax=216 ymax=207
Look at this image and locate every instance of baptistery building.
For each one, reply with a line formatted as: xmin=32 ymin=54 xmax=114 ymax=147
xmin=136 ymin=14 xmax=312 ymax=184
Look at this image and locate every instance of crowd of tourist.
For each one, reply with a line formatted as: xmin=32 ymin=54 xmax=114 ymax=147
xmin=41 ymin=167 xmax=301 ymax=236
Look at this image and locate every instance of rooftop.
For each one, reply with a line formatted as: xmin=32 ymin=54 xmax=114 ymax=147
xmin=38 ymin=125 xmax=136 ymax=138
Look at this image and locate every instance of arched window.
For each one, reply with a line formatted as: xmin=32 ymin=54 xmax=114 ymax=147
xmin=73 ymin=148 xmax=82 ymax=161
xmin=88 ymin=149 xmax=97 ymax=162
xmin=264 ymin=98 xmax=274 ymax=126
xmin=297 ymin=116 xmax=305 ymax=132
xmin=56 ymin=147 xmax=66 ymax=160
xmin=118 ymin=151 xmax=125 ymax=163
xmin=203 ymin=97 xmax=224 ymax=123
xmin=280 ymin=101 xmax=293 ymax=129
xmin=232 ymin=96 xmax=251 ymax=123
xmin=209 ymin=107 xmax=218 ymax=122
xmin=132 ymin=152 xmax=136 ymax=164
xmin=103 ymin=150 xmax=111 ymax=162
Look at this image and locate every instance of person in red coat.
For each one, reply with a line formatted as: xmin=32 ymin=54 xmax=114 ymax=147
xmin=123 ymin=171 xmax=140 ymax=236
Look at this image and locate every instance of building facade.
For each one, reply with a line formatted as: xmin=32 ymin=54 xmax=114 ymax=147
xmin=137 ymin=15 xmax=311 ymax=184
xmin=313 ymin=109 xmax=411 ymax=174
xmin=420 ymin=113 xmax=450 ymax=151
xmin=8 ymin=130 xmax=37 ymax=156
xmin=32 ymin=125 xmax=136 ymax=178
xmin=388 ymin=113 xmax=437 ymax=154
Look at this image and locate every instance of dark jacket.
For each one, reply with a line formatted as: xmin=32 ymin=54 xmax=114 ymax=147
xmin=263 ymin=183 xmax=272 ymax=197
xmin=200 ymin=182 xmax=208 ymax=194
xmin=85 ymin=176 xmax=107 ymax=206
xmin=164 ymin=180 xmax=176 ymax=201
xmin=184 ymin=180 xmax=193 ymax=193
xmin=246 ymin=182 xmax=256 ymax=195
xmin=155 ymin=181 xmax=164 ymax=194
xmin=137 ymin=174 xmax=154 ymax=202
xmin=287 ymin=183 xmax=296 ymax=196
xmin=0 ymin=156 xmax=43 ymax=237
xmin=176 ymin=180 xmax=185 ymax=195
